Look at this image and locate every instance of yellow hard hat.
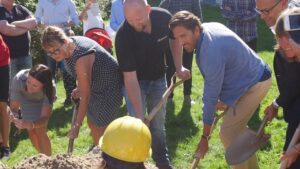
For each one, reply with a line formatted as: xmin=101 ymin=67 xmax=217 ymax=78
xmin=99 ymin=116 xmax=152 ymax=163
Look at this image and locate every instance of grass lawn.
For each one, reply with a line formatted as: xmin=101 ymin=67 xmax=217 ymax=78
xmin=4 ymin=5 xmax=287 ymax=169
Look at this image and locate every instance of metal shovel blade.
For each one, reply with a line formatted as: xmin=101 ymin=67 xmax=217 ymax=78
xmin=225 ymin=130 xmax=270 ymax=165
xmin=225 ymin=115 xmax=270 ymax=165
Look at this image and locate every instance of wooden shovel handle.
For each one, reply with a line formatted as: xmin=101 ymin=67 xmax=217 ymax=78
xmin=256 ymin=115 xmax=269 ymax=137
xmin=279 ymin=123 xmax=300 ymax=169
xmin=190 ymin=109 xmax=227 ymax=169
xmin=67 ymin=99 xmax=80 ymax=154
xmin=191 ymin=157 xmax=201 ymax=169
xmin=145 ymin=75 xmax=183 ymax=122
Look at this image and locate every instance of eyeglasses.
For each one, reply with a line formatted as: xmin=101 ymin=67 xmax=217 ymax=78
xmin=46 ymin=45 xmax=63 ymax=56
xmin=255 ymin=0 xmax=281 ymax=15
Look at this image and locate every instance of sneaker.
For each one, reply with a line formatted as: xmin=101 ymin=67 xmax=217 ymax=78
xmin=1 ymin=147 xmax=10 ymax=160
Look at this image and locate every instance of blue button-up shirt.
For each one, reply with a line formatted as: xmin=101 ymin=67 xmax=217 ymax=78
xmin=35 ymin=0 xmax=80 ymax=28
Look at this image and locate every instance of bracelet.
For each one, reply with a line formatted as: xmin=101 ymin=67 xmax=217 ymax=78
xmin=201 ymin=134 xmax=210 ymax=140
xmin=272 ymin=99 xmax=279 ymax=109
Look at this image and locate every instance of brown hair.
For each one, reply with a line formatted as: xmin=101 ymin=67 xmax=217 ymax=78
xmin=29 ymin=64 xmax=54 ymax=104
xmin=169 ymin=10 xmax=203 ymax=32
xmin=41 ymin=26 xmax=68 ymax=49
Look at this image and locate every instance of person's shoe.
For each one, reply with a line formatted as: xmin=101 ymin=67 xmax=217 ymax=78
xmin=64 ymin=98 xmax=72 ymax=106
xmin=1 ymin=147 xmax=10 ymax=160
xmin=184 ymin=95 xmax=195 ymax=105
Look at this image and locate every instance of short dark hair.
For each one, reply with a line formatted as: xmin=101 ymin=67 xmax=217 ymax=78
xmin=169 ymin=11 xmax=202 ymax=32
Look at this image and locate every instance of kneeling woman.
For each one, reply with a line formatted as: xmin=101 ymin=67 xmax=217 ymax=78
xmin=41 ymin=26 xmax=123 ymax=145
xmin=10 ymin=64 xmax=55 ymax=156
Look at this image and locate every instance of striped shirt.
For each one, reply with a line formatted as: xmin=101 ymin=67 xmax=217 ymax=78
xmin=221 ymin=0 xmax=258 ymax=42
xmin=159 ymin=0 xmax=203 ymax=21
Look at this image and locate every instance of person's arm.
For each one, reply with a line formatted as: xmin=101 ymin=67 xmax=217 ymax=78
xmin=123 ymin=71 xmax=144 ymax=120
xmin=79 ymin=2 xmax=91 ymax=21
xmin=0 ymin=20 xmax=30 ymax=36
xmin=11 ymin=18 xmax=37 ymax=30
xmin=68 ymin=53 xmax=93 ymax=139
xmin=281 ymin=143 xmax=300 ymax=168
xmin=169 ymin=38 xmax=190 ymax=80
xmin=14 ymin=104 xmax=52 ymax=130
xmin=34 ymin=0 xmax=45 ymax=29
xmin=68 ymin=0 xmax=80 ymax=26
xmin=195 ymin=49 xmax=225 ymax=158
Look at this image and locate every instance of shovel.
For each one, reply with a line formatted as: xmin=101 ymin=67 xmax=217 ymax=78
xmin=144 ymin=74 xmax=183 ymax=124
xmin=67 ymin=99 xmax=80 ymax=154
xmin=191 ymin=109 xmax=227 ymax=169
xmin=225 ymin=115 xmax=270 ymax=165
xmin=279 ymin=123 xmax=300 ymax=169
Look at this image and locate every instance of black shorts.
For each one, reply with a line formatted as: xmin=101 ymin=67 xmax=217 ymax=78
xmin=0 ymin=65 xmax=9 ymax=102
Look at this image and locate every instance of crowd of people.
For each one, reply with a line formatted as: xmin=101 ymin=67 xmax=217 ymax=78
xmin=1 ymin=0 xmax=300 ymax=168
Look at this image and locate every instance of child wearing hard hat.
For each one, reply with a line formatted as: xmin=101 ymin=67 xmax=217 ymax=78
xmin=97 ymin=116 xmax=153 ymax=169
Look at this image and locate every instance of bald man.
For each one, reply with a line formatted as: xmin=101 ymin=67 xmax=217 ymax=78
xmin=256 ymin=1 xmax=300 ymax=168
xmin=115 ymin=0 xmax=189 ymax=168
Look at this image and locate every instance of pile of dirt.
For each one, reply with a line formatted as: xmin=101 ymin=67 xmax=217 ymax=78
xmin=0 ymin=162 xmax=8 ymax=169
xmin=10 ymin=147 xmax=157 ymax=169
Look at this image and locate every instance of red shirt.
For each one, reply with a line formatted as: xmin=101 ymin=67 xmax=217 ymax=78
xmin=0 ymin=35 xmax=10 ymax=67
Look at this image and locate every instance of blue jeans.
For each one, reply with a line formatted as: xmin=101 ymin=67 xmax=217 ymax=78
xmin=123 ymin=76 xmax=172 ymax=168
xmin=10 ymin=55 xmax=32 ymax=80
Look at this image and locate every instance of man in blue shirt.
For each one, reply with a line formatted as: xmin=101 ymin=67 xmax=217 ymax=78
xmin=169 ymin=11 xmax=272 ymax=169
xmin=109 ymin=0 xmax=125 ymax=32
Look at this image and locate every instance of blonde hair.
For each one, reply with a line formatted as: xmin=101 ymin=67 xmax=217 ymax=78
xmin=41 ymin=26 xmax=68 ymax=49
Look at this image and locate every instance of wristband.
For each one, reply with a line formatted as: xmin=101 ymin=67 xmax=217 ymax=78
xmin=272 ymin=99 xmax=279 ymax=109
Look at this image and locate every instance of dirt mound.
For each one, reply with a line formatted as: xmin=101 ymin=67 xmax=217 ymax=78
xmin=0 ymin=162 xmax=8 ymax=169
xmin=12 ymin=147 xmax=157 ymax=169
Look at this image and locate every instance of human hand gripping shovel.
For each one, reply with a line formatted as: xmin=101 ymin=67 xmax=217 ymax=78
xmin=279 ymin=123 xmax=300 ymax=169
xmin=67 ymin=98 xmax=80 ymax=154
xmin=225 ymin=115 xmax=270 ymax=165
xmin=190 ymin=109 xmax=227 ymax=169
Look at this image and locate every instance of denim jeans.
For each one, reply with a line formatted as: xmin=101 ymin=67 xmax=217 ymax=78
xmin=123 ymin=76 xmax=172 ymax=169
xmin=10 ymin=55 xmax=32 ymax=80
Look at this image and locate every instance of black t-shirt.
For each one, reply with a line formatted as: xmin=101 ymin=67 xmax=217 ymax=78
xmin=115 ymin=7 xmax=171 ymax=81
xmin=0 ymin=5 xmax=31 ymax=59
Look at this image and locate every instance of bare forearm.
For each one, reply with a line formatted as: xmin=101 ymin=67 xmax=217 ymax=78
xmin=0 ymin=21 xmax=28 ymax=36
xmin=124 ymin=80 xmax=144 ymax=119
xmin=11 ymin=18 xmax=37 ymax=30
xmin=169 ymin=39 xmax=183 ymax=71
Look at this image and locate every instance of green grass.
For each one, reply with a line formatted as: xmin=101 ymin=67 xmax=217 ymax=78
xmin=4 ymin=5 xmax=287 ymax=169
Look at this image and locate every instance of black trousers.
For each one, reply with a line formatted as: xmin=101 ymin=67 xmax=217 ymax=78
xmin=165 ymin=46 xmax=193 ymax=98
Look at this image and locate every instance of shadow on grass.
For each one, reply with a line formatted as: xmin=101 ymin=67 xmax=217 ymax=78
xmin=166 ymin=100 xmax=198 ymax=161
